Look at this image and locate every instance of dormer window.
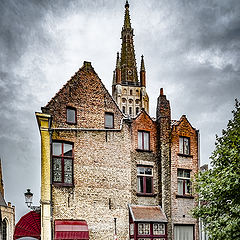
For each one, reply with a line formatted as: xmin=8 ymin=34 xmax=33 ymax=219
xmin=105 ymin=112 xmax=114 ymax=128
xmin=179 ymin=136 xmax=190 ymax=155
xmin=138 ymin=131 xmax=150 ymax=151
xmin=66 ymin=107 xmax=76 ymax=124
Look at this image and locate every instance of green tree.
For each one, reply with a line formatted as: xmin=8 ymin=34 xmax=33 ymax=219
xmin=193 ymin=99 xmax=240 ymax=240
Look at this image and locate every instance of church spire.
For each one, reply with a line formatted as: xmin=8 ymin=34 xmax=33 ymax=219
xmin=120 ymin=0 xmax=139 ymax=85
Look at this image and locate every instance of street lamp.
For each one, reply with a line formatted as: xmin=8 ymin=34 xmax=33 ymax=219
xmin=24 ymin=189 xmax=40 ymax=211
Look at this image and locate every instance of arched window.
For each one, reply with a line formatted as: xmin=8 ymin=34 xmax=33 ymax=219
xmin=130 ymin=89 xmax=133 ymax=95
xmin=129 ymin=107 xmax=132 ymax=115
xmin=2 ymin=219 xmax=7 ymax=240
xmin=122 ymin=106 xmax=126 ymax=114
xmin=136 ymin=107 xmax=139 ymax=115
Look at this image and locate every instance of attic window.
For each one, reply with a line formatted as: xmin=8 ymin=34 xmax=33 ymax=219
xmin=66 ymin=107 xmax=76 ymax=124
xmin=105 ymin=112 xmax=114 ymax=128
xmin=179 ymin=137 xmax=190 ymax=155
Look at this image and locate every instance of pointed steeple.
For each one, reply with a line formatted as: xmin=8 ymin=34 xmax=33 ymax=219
xmin=120 ymin=1 xmax=139 ymax=85
xmin=140 ymin=55 xmax=146 ymax=87
xmin=140 ymin=55 xmax=145 ymax=71
xmin=115 ymin=52 xmax=121 ymax=84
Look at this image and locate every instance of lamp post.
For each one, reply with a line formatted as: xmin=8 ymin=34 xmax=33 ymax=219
xmin=24 ymin=189 xmax=40 ymax=211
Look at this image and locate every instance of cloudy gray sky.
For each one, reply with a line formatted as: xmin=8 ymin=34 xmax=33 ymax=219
xmin=0 ymin=0 xmax=239 ymax=221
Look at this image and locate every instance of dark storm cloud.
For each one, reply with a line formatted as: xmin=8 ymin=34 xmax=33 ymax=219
xmin=0 ymin=0 xmax=239 ymax=221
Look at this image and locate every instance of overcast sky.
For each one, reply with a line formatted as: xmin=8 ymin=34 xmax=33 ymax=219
xmin=0 ymin=0 xmax=239 ymax=221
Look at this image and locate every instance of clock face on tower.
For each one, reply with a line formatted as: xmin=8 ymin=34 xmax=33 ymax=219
xmin=128 ymin=70 xmax=132 ymax=75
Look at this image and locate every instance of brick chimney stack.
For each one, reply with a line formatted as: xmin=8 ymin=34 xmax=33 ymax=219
xmin=156 ymin=88 xmax=172 ymax=238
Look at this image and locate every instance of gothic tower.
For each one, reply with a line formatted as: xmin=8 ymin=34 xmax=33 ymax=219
xmin=112 ymin=1 xmax=149 ymax=117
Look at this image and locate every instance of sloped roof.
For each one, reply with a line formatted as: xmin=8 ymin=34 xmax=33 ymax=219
xmin=45 ymin=61 xmax=123 ymax=116
xmin=132 ymin=108 xmax=155 ymax=123
xmin=0 ymin=192 xmax=6 ymax=207
xmin=129 ymin=205 xmax=167 ymax=222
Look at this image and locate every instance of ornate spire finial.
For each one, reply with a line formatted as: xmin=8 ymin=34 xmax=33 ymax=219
xmin=123 ymin=1 xmax=131 ymax=29
xmin=116 ymin=52 xmax=120 ymax=69
xmin=141 ymin=55 xmax=145 ymax=71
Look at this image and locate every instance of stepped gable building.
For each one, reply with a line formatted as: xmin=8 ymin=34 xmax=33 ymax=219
xmin=0 ymin=159 xmax=15 ymax=240
xmin=36 ymin=1 xmax=199 ymax=240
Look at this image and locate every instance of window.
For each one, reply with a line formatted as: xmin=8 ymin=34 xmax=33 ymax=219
xmin=105 ymin=112 xmax=114 ymax=128
xmin=129 ymin=107 xmax=132 ymax=115
xmin=52 ymin=142 xmax=73 ymax=185
xmin=138 ymin=131 xmax=150 ymax=150
xmin=130 ymin=222 xmax=167 ymax=240
xmin=66 ymin=107 xmax=76 ymax=124
xmin=174 ymin=225 xmax=194 ymax=240
xmin=2 ymin=219 xmax=7 ymax=240
xmin=138 ymin=223 xmax=150 ymax=235
xmin=179 ymin=137 xmax=190 ymax=155
xmin=130 ymin=223 xmax=134 ymax=235
xmin=153 ymin=223 xmax=165 ymax=235
xmin=137 ymin=166 xmax=153 ymax=194
xmin=177 ymin=169 xmax=191 ymax=195
xmin=130 ymin=89 xmax=133 ymax=95
xmin=122 ymin=106 xmax=126 ymax=114
xmin=136 ymin=107 xmax=139 ymax=115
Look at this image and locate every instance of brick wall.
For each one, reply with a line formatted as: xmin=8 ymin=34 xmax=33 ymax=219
xmin=130 ymin=111 xmax=159 ymax=206
xmin=171 ymin=115 xmax=199 ymax=240
xmin=51 ymin=126 xmax=132 ymax=240
xmin=45 ymin=62 xmax=132 ymax=240
xmin=44 ymin=62 xmax=123 ymax=130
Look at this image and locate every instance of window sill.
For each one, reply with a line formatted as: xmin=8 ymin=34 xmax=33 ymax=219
xmin=177 ymin=153 xmax=193 ymax=158
xmin=176 ymin=194 xmax=194 ymax=199
xmin=136 ymin=149 xmax=152 ymax=153
xmin=137 ymin=193 xmax=156 ymax=197
xmin=66 ymin=122 xmax=77 ymax=125
xmin=53 ymin=183 xmax=74 ymax=187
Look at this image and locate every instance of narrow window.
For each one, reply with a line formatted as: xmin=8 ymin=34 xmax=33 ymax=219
xmin=66 ymin=107 xmax=76 ymax=124
xmin=2 ymin=219 xmax=7 ymax=240
xmin=136 ymin=107 xmax=139 ymax=115
xmin=129 ymin=107 xmax=132 ymax=115
xmin=177 ymin=169 xmax=191 ymax=195
xmin=105 ymin=112 xmax=114 ymax=128
xmin=179 ymin=136 xmax=190 ymax=155
xmin=122 ymin=106 xmax=126 ymax=114
xmin=137 ymin=166 xmax=153 ymax=194
xmin=130 ymin=223 xmax=134 ymax=235
xmin=130 ymin=89 xmax=133 ymax=95
xmin=52 ymin=142 xmax=73 ymax=185
xmin=138 ymin=131 xmax=150 ymax=150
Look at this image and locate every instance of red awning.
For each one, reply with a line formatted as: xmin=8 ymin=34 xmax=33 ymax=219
xmin=55 ymin=220 xmax=89 ymax=239
xmin=14 ymin=211 xmax=41 ymax=240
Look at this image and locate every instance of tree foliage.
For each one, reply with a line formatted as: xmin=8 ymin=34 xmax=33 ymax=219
xmin=193 ymin=99 xmax=240 ymax=240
